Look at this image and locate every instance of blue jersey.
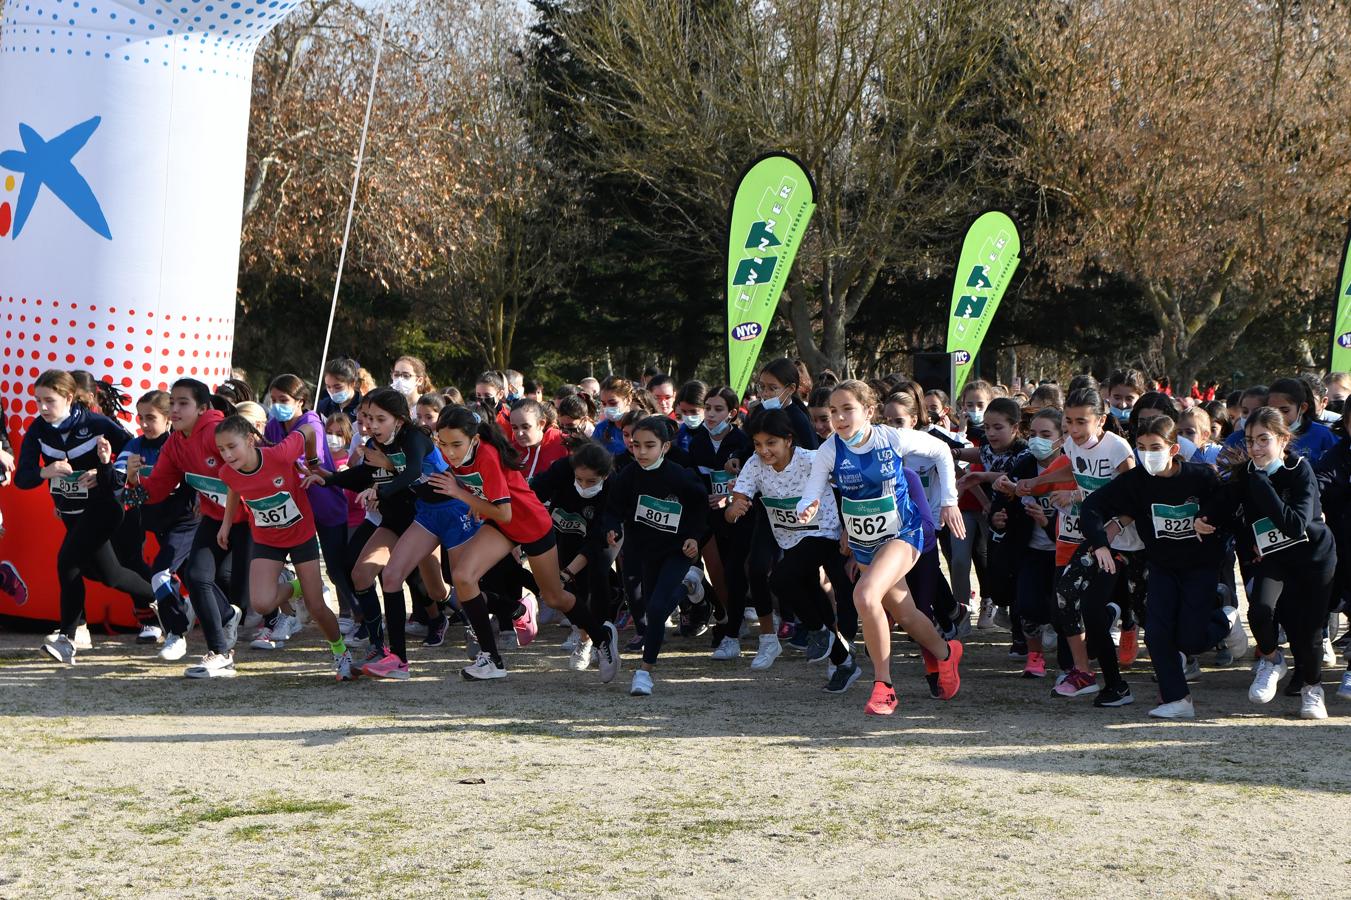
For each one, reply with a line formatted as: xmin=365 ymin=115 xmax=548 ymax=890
xmin=829 ymin=432 xmax=926 ymax=562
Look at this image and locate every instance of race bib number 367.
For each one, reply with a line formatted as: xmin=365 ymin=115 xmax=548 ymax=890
xmin=245 ymin=491 xmax=303 ymax=529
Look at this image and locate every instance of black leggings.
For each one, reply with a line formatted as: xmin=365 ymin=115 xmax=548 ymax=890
xmin=641 ymin=553 xmax=693 ymax=666
xmin=1056 ymin=547 xmax=1146 ymax=686
xmin=186 ymin=516 xmax=250 ymax=653
xmin=1015 ymin=548 xmax=1057 ymax=634
xmin=561 ymin=537 xmax=621 ymax=626
xmin=769 ymin=536 xmax=854 ymax=632
xmin=1249 ymin=553 xmax=1336 ymax=686
xmin=316 ymin=520 xmax=354 ymax=617
xmin=55 ymin=501 xmax=154 ymax=637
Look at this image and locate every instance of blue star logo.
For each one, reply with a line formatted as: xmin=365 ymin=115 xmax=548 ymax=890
xmin=0 ymin=116 xmax=112 ymax=240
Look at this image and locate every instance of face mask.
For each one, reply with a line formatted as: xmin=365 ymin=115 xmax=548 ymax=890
xmin=1110 ymin=406 xmax=1131 ymax=421
xmin=1027 ymin=436 xmax=1057 ymax=460
xmin=928 ymin=411 xmax=943 ymax=426
xmin=843 ymin=426 xmax=869 ymax=449
xmin=760 ymin=395 xmax=783 ymax=411
xmin=708 ymin=419 xmax=730 ymax=437
xmin=459 ymin=438 xmax=479 ymax=468
xmin=603 ymin=405 xmax=623 ymax=422
xmin=575 ymin=479 xmax=603 ymax=499
xmin=639 ymin=454 xmax=665 ymax=472
xmin=966 ymin=409 xmax=984 ymax=427
xmin=1262 ymin=458 xmax=1282 ymax=475
xmin=682 ymin=413 xmax=704 ymax=429
xmin=268 ymin=403 xmax=296 ymax=423
xmin=328 ymin=388 xmax=352 ymax=406
xmin=392 ymin=376 xmax=416 ymax=395
xmin=1139 ymin=449 xmax=1173 ymax=475
xmin=326 ymin=434 xmax=346 ymax=453
xmin=506 ymin=392 xmax=522 ymax=404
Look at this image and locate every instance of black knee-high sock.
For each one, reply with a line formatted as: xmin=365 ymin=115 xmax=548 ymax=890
xmin=383 ymin=585 xmax=408 ymax=662
xmin=355 ymin=586 xmax=383 ymax=650
xmin=461 ymin=592 xmax=501 ymax=664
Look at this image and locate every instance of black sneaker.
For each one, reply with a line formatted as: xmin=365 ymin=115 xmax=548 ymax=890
xmin=925 ymin=672 xmax=942 ymax=699
xmin=823 ymin=660 xmax=863 ymax=693
xmin=787 ymin=625 xmax=811 ymax=652
xmin=1094 ymin=682 xmax=1134 ymax=707
xmin=424 ymin=614 xmax=449 ymax=648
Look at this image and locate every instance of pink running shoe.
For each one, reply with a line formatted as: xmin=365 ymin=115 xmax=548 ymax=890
xmin=0 ymin=561 xmax=29 ymax=606
xmin=1023 ymin=650 xmax=1047 ymax=679
xmin=513 ymin=591 xmax=539 ymax=648
xmin=1052 ymin=667 xmax=1100 ymax=697
xmin=361 ymin=649 xmax=410 ymax=680
xmin=864 ymin=681 xmax=898 ymax=716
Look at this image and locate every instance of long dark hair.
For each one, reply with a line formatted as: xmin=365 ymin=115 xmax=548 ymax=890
xmin=437 ymin=403 xmax=523 ymax=470
xmin=267 ymin=374 xmax=313 ymax=411
xmin=173 ymin=377 xmax=235 ymax=415
xmin=1268 ymin=377 xmax=1316 ymax=433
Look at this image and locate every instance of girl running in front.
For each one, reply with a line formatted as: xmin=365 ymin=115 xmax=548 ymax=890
xmin=214 ymin=416 xmax=352 ymax=680
xmin=427 ymin=405 xmax=621 ymax=683
xmin=16 ymin=370 xmax=155 ymax=664
xmin=1200 ymin=407 xmax=1337 ymax=719
xmin=603 ymin=415 xmax=708 ymax=695
xmin=1080 ymin=416 xmax=1241 ymax=717
xmin=125 ymin=378 xmax=248 ymax=678
xmin=796 ymin=381 xmax=966 ymax=715
xmin=116 ymin=390 xmax=199 ymax=658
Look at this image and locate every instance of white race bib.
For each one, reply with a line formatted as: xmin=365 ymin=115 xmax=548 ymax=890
xmin=1058 ymin=504 xmax=1083 ymax=544
xmin=184 ymin=472 xmax=230 ymax=509
xmin=1252 ymin=516 xmax=1307 ymax=556
xmin=551 ymin=507 xmax=588 ymax=537
xmin=636 ymin=494 xmax=682 ymax=534
xmin=710 ymin=471 xmax=733 ymax=497
xmin=244 ymin=491 xmax=303 ymax=529
xmin=1151 ymin=501 xmax=1199 ymax=541
xmin=50 ymin=471 xmax=90 ymax=500
xmin=762 ymin=495 xmax=810 ymax=538
xmin=840 ymin=495 xmax=899 ymax=548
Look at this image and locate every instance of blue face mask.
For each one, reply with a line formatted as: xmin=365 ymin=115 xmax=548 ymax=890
xmin=708 ymin=419 xmax=731 ymax=437
xmin=966 ymin=409 xmax=984 ymax=427
xmin=1110 ymin=406 xmax=1131 ymax=421
xmin=760 ymin=396 xmax=783 ymax=411
xmin=268 ymin=403 xmax=296 ymax=423
xmin=1027 ymin=436 xmax=1056 ymax=460
xmin=328 ymin=388 xmax=352 ymax=406
xmin=1263 ymin=458 xmax=1282 ymax=475
xmin=603 ymin=405 xmax=624 ymax=422
xmin=506 ymin=392 xmax=522 ymax=404
xmin=843 ymin=426 xmax=869 ymax=449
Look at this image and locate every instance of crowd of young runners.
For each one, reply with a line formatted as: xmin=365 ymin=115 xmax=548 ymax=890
xmin=3 ymin=358 xmax=1350 ymax=720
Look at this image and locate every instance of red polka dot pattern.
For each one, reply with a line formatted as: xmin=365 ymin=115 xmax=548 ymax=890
xmin=1 ymin=295 xmax=235 ymax=440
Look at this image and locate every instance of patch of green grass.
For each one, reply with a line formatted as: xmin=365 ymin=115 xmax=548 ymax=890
xmin=191 ymin=798 xmax=349 ymax=824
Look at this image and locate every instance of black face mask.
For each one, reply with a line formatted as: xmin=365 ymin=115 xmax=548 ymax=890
xmin=1329 ymin=399 xmax=1345 ymax=415
xmin=929 ymin=411 xmax=943 ymax=426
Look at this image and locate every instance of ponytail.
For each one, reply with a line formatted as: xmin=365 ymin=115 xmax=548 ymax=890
xmin=437 ymin=403 xmax=523 ymax=470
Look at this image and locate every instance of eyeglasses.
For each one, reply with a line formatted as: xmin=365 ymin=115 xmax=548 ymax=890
xmin=755 ymin=383 xmax=783 ymax=395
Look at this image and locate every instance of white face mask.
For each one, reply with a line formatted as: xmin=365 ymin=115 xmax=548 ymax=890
xmin=1139 ymin=448 xmax=1173 ymax=476
xmin=639 ymin=454 xmax=665 ymax=472
xmin=326 ymin=434 xmax=346 ymax=453
xmin=574 ymin=479 xmax=603 ymax=499
xmin=682 ymin=413 xmax=704 ymax=429
xmin=392 ymin=375 xmax=417 ymax=396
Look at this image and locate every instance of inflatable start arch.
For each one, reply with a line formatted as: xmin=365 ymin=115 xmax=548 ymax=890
xmin=0 ymin=0 xmax=302 ymax=625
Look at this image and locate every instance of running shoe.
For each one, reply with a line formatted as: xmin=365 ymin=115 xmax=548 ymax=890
xmin=424 ymin=614 xmax=449 ymax=648
xmin=1040 ymin=625 xmax=1057 ymax=654
xmin=185 ymin=651 xmax=236 ymax=679
xmin=333 ymin=651 xmax=355 ymax=682
xmin=1008 ymin=635 xmax=1027 ymax=659
xmin=919 ymin=646 xmax=942 ymax=699
xmin=952 ymin=601 xmax=972 ymax=639
xmin=1339 ymin=670 xmax=1351 ymax=700
xmin=993 ymin=606 xmax=1011 ymax=631
xmin=823 ymin=660 xmax=863 ymax=694
xmin=1117 ymin=627 xmax=1139 ymax=667
xmin=49 ymin=624 xmax=94 ymax=651
xmin=597 ymin=622 xmax=621 ymax=684
xmin=137 ymin=624 xmax=163 ymax=645
xmin=462 ymin=652 xmax=507 ymax=680
xmin=804 ymin=628 xmax=834 ymax=664
xmin=337 ymin=615 xmax=356 ymax=637
xmin=623 ymin=635 xmax=645 ymax=654
xmin=404 ymin=619 xmax=430 ymax=638
xmin=1023 ymin=650 xmax=1047 ymax=679
xmin=513 ymin=591 xmax=539 ymax=648
xmin=357 ymin=645 xmax=385 ymax=676
xmin=711 ymin=636 xmax=740 ymax=660
xmin=786 ymin=625 xmax=810 ymax=652
xmin=750 ymin=634 xmax=782 ymax=671
xmin=159 ymin=633 xmax=188 ymax=661
xmin=561 ymin=626 xmax=582 ymax=652
xmin=682 ymin=567 xmax=705 ymax=606
xmin=1148 ymin=697 xmax=1194 ymax=719
xmin=1093 ymin=682 xmax=1134 ymax=707
xmin=1182 ymin=654 xmax=1201 ymax=682
xmin=221 ymin=607 xmax=241 ymax=651
xmin=1221 ymin=606 xmax=1248 ymax=661
xmin=1052 ymin=667 xmax=1099 ymax=697
xmin=936 ymin=640 xmax=963 ymax=700
xmin=42 ymin=634 xmax=76 ymax=665
xmin=864 ymin=681 xmax=898 ymax=715
xmin=629 ymin=669 xmax=653 ymax=696
xmin=250 ymin=625 xmax=286 ymax=651
xmin=0 ymin=560 xmax=29 ymax=605
xmin=569 ymin=638 xmax=594 ymax=672
xmin=976 ymin=598 xmax=995 ymax=630
xmin=362 ymin=649 xmax=410 ymax=680
xmin=1300 ymin=684 xmax=1328 ymax=720
xmin=776 ymin=618 xmax=792 ymax=641
xmin=1248 ymin=652 xmax=1288 ymax=704
xmin=1323 ymin=637 xmax=1338 ymax=668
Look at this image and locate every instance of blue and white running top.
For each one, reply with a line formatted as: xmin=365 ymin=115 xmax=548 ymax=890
xmin=798 ymin=425 xmax=957 ymax=564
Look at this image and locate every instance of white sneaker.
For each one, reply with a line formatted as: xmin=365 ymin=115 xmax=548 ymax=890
xmin=561 ymin=626 xmax=582 ymax=652
xmin=1148 ymin=696 xmax=1195 ymax=719
xmin=1040 ymin=624 xmax=1057 ymax=653
xmin=41 ymin=634 xmax=76 ymax=665
xmin=682 ymin=567 xmax=705 ymax=605
xmin=993 ymin=606 xmax=1011 ymax=631
xmin=629 ymin=669 xmax=653 ymax=696
xmin=1323 ymin=637 xmax=1337 ymax=668
xmin=750 ymin=634 xmax=782 ymax=671
xmin=738 ymin=607 xmax=757 ymax=639
xmin=159 ymin=633 xmax=188 ymax=661
xmin=461 ymin=652 xmax=507 ymax=681
xmin=976 ymin=598 xmax=995 ymax=630
xmin=569 ymin=639 xmax=593 ymax=672
xmin=137 ymin=624 xmax=163 ymax=644
xmin=1300 ymin=684 xmax=1328 ymax=720
xmin=250 ymin=625 xmax=285 ymax=651
xmin=275 ymin=613 xmax=302 ymax=641
xmin=1248 ymin=652 xmax=1289 ymax=704
xmin=404 ymin=619 xmax=430 ymax=638
xmin=337 ymin=616 xmax=356 ymax=637
xmin=72 ymin=624 xmax=92 ymax=651
xmin=711 ymin=636 xmax=741 ymax=660
xmin=185 ymin=651 xmax=236 ymax=678
xmin=1221 ymin=606 xmax=1249 ymax=660
xmin=1182 ymin=654 xmax=1201 ymax=682
xmin=1337 ymin=670 xmax=1351 ymax=700
xmin=499 ymin=629 xmax=519 ymax=650
xmin=242 ymin=609 xmax=264 ymax=631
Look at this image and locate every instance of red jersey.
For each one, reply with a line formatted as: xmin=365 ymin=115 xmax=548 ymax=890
xmin=519 ymin=428 xmax=568 ymax=481
xmin=451 ymin=439 xmax=552 ymax=545
xmin=140 ymin=409 xmax=247 ymax=524
xmin=219 ymin=431 xmax=316 ymax=548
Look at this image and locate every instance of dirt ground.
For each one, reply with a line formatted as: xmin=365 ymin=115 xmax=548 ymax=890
xmin=0 ymin=615 xmax=1347 ymax=899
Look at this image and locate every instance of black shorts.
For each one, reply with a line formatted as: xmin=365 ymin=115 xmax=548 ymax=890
xmin=252 ymin=536 xmax=321 ymax=565
xmin=489 ymin=522 xmax=557 ymax=557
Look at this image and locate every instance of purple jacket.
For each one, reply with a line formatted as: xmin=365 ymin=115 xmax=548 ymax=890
xmin=265 ymin=410 xmax=347 ymax=528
